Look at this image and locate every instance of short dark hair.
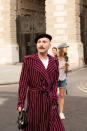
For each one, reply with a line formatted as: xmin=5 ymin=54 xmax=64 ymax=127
xmin=52 ymin=47 xmax=57 ymax=51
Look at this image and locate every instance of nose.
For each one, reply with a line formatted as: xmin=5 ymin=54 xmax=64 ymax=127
xmin=39 ymin=41 xmax=43 ymax=46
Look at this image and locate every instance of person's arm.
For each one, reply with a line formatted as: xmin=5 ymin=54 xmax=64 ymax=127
xmin=17 ymin=57 xmax=29 ymax=112
xmin=58 ymin=65 xmax=65 ymax=69
xmin=65 ymin=63 xmax=70 ymax=73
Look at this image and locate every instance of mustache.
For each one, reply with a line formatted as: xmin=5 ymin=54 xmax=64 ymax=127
xmin=39 ymin=47 xmax=45 ymax=49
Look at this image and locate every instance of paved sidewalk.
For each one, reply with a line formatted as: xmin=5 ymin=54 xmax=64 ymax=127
xmin=0 ymin=64 xmax=22 ymax=85
xmin=0 ymin=66 xmax=87 ymax=131
xmin=0 ymin=64 xmax=87 ymax=85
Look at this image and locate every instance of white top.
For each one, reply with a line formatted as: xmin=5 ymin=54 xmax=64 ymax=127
xmin=41 ymin=58 xmax=49 ymax=69
xmin=59 ymin=58 xmax=66 ymax=81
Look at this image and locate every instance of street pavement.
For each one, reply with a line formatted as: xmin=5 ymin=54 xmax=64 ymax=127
xmin=0 ymin=66 xmax=87 ymax=131
xmin=63 ymin=68 xmax=87 ymax=131
xmin=0 ymin=64 xmax=22 ymax=85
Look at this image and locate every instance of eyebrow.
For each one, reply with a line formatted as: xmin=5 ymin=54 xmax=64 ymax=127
xmin=38 ymin=40 xmax=47 ymax=43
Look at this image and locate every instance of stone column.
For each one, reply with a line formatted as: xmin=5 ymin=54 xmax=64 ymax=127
xmin=45 ymin=0 xmax=84 ymax=69
xmin=67 ymin=0 xmax=84 ymax=68
xmin=0 ymin=0 xmax=19 ymax=64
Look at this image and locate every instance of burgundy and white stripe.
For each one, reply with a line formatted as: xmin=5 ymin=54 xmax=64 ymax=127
xmin=17 ymin=53 xmax=65 ymax=131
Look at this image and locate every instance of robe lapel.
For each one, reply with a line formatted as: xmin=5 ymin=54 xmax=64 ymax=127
xmin=31 ymin=54 xmax=51 ymax=87
xmin=31 ymin=53 xmax=57 ymax=87
xmin=47 ymin=55 xmax=57 ymax=74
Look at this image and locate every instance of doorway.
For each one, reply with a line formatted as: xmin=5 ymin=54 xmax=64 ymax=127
xmin=80 ymin=12 xmax=87 ymax=64
xmin=16 ymin=0 xmax=46 ymax=62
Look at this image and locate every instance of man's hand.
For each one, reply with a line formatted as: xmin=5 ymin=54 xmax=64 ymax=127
xmin=18 ymin=107 xmax=22 ymax=112
xmin=52 ymin=105 xmax=57 ymax=110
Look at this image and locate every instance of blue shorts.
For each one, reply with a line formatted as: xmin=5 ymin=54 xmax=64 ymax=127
xmin=58 ymin=79 xmax=67 ymax=88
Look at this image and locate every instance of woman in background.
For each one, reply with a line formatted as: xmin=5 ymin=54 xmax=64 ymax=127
xmin=58 ymin=43 xmax=70 ymax=120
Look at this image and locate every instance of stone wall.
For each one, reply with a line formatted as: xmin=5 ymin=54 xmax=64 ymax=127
xmin=0 ymin=0 xmax=86 ymax=68
xmin=0 ymin=0 xmax=45 ymax=64
xmin=0 ymin=0 xmax=19 ymax=64
xmin=46 ymin=0 xmax=84 ymax=69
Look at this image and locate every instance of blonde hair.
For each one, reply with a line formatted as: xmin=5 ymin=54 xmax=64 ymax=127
xmin=58 ymin=48 xmax=65 ymax=57
xmin=58 ymin=48 xmax=68 ymax=62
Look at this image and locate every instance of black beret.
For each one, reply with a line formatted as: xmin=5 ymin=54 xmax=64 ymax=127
xmin=35 ymin=33 xmax=52 ymax=43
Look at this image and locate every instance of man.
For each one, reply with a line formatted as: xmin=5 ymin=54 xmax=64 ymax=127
xmin=17 ymin=34 xmax=65 ymax=131
xmin=52 ymin=47 xmax=58 ymax=57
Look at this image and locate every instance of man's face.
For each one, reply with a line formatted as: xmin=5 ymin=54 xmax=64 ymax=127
xmin=36 ymin=37 xmax=51 ymax=53
xmin=52 ymin=48 xmax=57 ymax=56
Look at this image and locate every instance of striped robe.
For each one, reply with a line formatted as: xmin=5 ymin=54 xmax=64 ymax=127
xmin=17 ymin=53 xmax=65 ymax=131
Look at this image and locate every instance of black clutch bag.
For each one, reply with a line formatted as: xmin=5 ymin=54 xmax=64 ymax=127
xmin=17 ymin=109 xmax=28 ymax=129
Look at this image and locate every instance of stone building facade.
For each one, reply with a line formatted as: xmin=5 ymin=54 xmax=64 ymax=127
xmin=0 ymin=0 xmax=87 ymax=69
